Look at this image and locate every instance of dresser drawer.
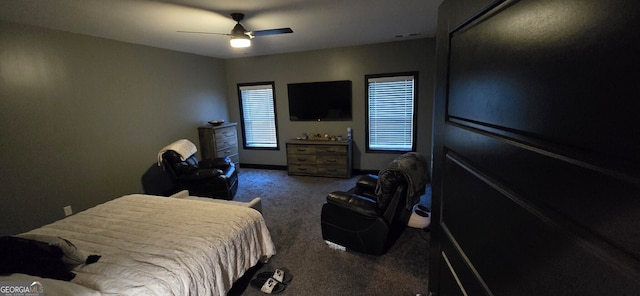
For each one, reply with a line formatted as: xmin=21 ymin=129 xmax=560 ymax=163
xmin=288 ymin=145 xmax=316 ymax=155
xmin=288 ymin=154 xmax=317 ymax=165
xmin=317 ymin=166 xmax=348 ymax=177
xmin=316 ymin=155 xmax=347 ymax=166
xmin=316 ymin=145 xmax=347 ymax=155
xmin=215 ymin=127 xmax=237 ymax=143
xmin=216 ymin=146 xmax=238 ymax=157
xmin=288 ymin=164 xmax=317 ymax=175
xmin=215 ymin=137 xmax=237 ymax=150
xmin=216 ymin=144 xmax=238 ymax=158
xmin=226 ymin=154 xmax=239 ymax=165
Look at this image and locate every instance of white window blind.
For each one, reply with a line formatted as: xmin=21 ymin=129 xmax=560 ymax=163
xmin=367 ymin=75 xmax=415 ymax=151
xmin=239 ymin=84 xmax=278 ymax=148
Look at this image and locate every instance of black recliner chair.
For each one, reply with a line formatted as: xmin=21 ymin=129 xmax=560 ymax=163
xmin=161 ymin=149 xmax=238 ymax=200
xmin=321 ymin=152 xmax=429 ymax=255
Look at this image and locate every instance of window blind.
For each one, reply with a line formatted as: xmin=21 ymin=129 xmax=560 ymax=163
xmin=239 ymin=84 xmax=278 ymax=148
xmin=367 ymin=75 xmax=415 ymax=151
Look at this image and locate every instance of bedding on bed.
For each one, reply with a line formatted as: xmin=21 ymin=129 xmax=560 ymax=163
xmin=8 ymin=194 xmax=276 ymax=296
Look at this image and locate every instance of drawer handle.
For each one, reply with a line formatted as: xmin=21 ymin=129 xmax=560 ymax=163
xmin=327 ymin=150 xmax=336 ymax=152
xmin=325 ymin=159 xmax=337 ymax=163
xmin=296 ymin=149 xmax=307 ymax=152
xmin=297 ymin=158 xmax=307 ymax=161
xmin=224 ymin=132 xmax=234 ymax=136
xmin=298 ymin=168 xmax=307 ymax=171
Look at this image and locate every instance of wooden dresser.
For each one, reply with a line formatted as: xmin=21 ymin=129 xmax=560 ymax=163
xmin=197 ymin=123 xmax=239 ymax=168
xmin=286 ymin=139 xmax=352 ymax=178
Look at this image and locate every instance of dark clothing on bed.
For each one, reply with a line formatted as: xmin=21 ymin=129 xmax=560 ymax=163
xmin=0 ymin=236 xmax=76 ymax=281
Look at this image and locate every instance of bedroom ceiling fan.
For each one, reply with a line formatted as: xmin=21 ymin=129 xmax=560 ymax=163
xmin=178 ymin=13 xmax=293 ymax=48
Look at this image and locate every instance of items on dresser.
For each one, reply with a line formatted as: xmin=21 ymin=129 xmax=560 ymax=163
xmin=286 ymin=139 xmax=352 ymax=178
xmin=303 ymin=133 xmax=344 ymax=141
xmin=198 ymin=123 xmax=239 ymax=168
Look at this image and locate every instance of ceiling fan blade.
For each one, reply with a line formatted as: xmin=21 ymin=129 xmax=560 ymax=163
xmin=177 ymin=30 xmax=230 ymax=36
xmin=251 ymin=28 xmax=293 ymax=37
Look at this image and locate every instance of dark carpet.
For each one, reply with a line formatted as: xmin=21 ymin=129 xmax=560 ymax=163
xmin=228 ymin=168 xmax=430 ymax=296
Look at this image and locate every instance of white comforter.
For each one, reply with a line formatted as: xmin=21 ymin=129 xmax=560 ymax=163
xmin=19 ymin=194 xmax=276 ymax=296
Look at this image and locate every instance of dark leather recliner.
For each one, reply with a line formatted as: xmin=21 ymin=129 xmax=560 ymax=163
xmin=161 ymin=150 xmax=238 ymax=200
xmin=321 ymin=152 xmax=429 ymax=255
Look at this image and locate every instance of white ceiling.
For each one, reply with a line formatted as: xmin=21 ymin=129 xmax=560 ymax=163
xmin=0 ymin=0 xmax=443 ymax=59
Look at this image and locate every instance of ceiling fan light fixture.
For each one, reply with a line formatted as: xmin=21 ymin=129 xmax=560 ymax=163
xmin=178 ymin=12 xmax=292 ymax=50
xmin=230 ymin=34 xmax=251 ymax=48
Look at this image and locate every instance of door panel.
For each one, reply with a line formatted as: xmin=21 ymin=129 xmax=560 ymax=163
xmin=447 ymin=0 xmax=640 ymax=169
xmin=444 ymin=124 xmax=640 ymax=256
xmin=429 ymin=0 xmax=640 ymax=295
xmin=442 ymin=154 xmax=636 ymax=295
xmin=439 ymin=238 xmax=488 ymax=296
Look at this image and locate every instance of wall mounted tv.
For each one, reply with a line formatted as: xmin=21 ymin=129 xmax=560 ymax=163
xmin=287 ymin=80 xmax=352 ymax=121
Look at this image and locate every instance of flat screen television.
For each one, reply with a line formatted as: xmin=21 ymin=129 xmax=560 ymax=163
xmin=287 ymin=80 xmax=352 ymax=121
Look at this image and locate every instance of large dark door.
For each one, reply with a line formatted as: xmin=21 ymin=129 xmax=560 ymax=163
xmin=429 ymin=0 xmax=640 ymax=295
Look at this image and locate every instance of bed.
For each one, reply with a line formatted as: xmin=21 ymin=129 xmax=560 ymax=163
xmin=0 ymin=191 xmax=276 ymax=295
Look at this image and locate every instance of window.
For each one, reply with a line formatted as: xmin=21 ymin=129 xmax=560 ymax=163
xmin=238 ymin=82 xmax=279 ymax=149
xmin=366 ymin=72 xmax=418 ymax=152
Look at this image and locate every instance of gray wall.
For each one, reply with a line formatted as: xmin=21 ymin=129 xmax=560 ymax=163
xmin=0 ymin=21 xmax=228 ymax=235
xmin=0 ymin=21 xmax=436 ymax=236
xmin=224 ymin=38 xmax=436 ymax=170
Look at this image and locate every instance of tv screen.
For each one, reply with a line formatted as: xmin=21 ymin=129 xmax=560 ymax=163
xmin=287 ymin=80 xmax=352 ymax=121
